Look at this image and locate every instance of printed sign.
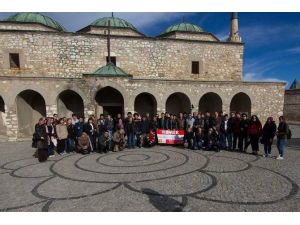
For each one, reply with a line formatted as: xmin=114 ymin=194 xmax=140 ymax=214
xmin=156 ymin=129 xmax=185 ymax=144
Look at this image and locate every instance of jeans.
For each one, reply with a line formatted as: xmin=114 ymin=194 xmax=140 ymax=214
xmin=277 ymin=138 xmax=287 ymax=157
xmin=264 ymin=142 xmax=272 ymax=155
xmin=67 ymin=138 xmax=75 ymax=153
xmin=193 ymin=141 xmax=203 ymax=150
xmin=233 ymin=133 xmax=239 ymax=150
xmin=127 ymin=133 xmax=135 ymax=149
xmin=48 ymin=143 xmax=54 ymax=156
xmin=220 ymin=132 xmax=232 ymax=150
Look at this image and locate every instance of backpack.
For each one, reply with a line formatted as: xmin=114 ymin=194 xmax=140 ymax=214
xmin=287 ymin=129 xmax=292 ymax=140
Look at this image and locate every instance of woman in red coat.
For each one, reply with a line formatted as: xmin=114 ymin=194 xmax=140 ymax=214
xmin=248 ymin=115 xmax=262 ymax=155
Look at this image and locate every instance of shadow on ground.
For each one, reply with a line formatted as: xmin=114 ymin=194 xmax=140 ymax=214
xmin=141 ymin=188 xmax=186 ymax=212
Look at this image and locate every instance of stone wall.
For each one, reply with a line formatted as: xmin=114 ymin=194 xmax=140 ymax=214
xmin=163 ymin=32 xmax=218 ymax=42
xmin=0 ymin=76 xmax=285 ymax=139
xmin=0 ymin=22 xmax=59 ymax=32
xmin=284 ymin=89 xmax=300 ymax=122
xmin=82 ymin=26 xmax=142 ymax=37
xmin=0 ymin=30 xmax=243 ymax=81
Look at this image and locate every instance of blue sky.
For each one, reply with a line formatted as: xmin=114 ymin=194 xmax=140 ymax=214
xmin=0 ymin=12 xmax=299 ymax=88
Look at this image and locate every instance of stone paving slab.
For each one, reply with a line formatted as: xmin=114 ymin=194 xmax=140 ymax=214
xmin=0 ymin=141 xmax=299 ymax=212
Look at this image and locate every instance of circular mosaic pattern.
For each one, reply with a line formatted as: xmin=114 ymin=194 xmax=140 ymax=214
xmin=0 ymin=145 xmax=299 ymax=212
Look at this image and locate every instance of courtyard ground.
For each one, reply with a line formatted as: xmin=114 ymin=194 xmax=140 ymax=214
xmin=0 ymin=139 xmax=299 ymax=212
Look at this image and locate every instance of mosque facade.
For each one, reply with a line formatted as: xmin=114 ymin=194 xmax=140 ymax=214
xmin=0 ymin=12 xmax=285 ymax=140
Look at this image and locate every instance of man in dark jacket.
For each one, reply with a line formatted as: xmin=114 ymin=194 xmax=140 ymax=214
xmin=159 ymin=113 xmax=166 ymax=129
xmin=232 ymin=112 xmax=241 ymax=151
xmin=220 ymin=114 xmax=233 ymax=150
xmin=239 ymin=113 xmax=249 ymax=152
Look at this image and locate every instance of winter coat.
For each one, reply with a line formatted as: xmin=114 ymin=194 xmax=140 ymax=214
xmin=248 ymin=121 xmax=262 ymax=137
xmin=125 ymin=122 xmax=135 ymax=134
xmin=67 ymin=124 xmax=75 ymax=139
xmin=232 ymin=118 xmax=241 ymax=134
xmin=34 ymin=124 xmax=48 ymax=149
xmin=77 ymin=132 xmax=90 ymax=150
xmin=220 ymin=120 xmax=232 ymax=134
xmin=74 ymin=122 xmax=83 ymax=137
xmin=56 ymin=124 xmax=68 ymax=140
xmin=141 ymin=120 xmax=150 ymax=133
xmin=177 ymin=118 xmax=186 ymax=130
xmin=277 ymin=122 xmax=289 ymax=139
xmin=240 ymin=119 xmax=249 ymax=136
xmin=262 ymin=121 xmax=277 ymax=142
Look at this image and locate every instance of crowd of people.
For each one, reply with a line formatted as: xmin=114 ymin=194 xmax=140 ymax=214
xmin=32 ymin=111 xmax=291 ymax=162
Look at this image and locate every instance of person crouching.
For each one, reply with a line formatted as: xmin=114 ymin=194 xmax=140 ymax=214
xmin=98 ymin=131 xmax=110 ymax=153
xmin=112 ymin=128 xmax=126 ymax=152
xmin=76 ymin=132 xmax=91 ymax=154
xmin=206 ymin=128 xmax=220 ymax=152
xmin=184 ymin=127 xmax=194 ymax=149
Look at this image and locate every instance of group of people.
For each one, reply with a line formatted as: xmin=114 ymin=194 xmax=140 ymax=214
xmin=32 ymin=111 xmax=290 ymax=162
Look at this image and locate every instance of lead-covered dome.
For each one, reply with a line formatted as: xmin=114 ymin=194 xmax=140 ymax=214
xmin=90 ymin=17 xmax=138 ymax=31
xmin=160 ymin=22 xmax=204 ymax=35
xmin=3 ymin=12 xmax=65 ymax=31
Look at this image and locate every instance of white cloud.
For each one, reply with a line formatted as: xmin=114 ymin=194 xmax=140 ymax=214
xmin=240 ymin=22 xmax=300 ymax=47
xmin=286 ymin=46 xmax=300 ymax=54
xmin=244 ymin=72 xmax=288 ymax=86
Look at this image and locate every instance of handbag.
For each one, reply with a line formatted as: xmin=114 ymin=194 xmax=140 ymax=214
xmin=51 ymin=136 xmax=57 ymax=147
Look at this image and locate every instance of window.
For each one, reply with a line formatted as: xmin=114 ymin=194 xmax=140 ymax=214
xmin=191 ymin=61 xmax=199 ymax=74
xmin=9 ymin=53 xmax=20 ymax=69
xmin=106 ymin=56 xmax=116 ymax=66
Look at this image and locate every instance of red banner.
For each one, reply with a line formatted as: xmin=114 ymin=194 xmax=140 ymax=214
xmin=156 ymin=129 xmax=185 ymax=145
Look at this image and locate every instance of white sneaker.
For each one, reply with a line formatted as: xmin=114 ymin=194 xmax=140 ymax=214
xmin=49 ymin=155 xmax=55 ymax=158
xmin=276 ymin=156 xmax=284 ymax=160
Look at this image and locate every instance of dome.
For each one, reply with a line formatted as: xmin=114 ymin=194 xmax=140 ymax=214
xmin=90 ymin=17 xmax=138 ymax=31
xmin=3 ymin=12 xmax=65 ymax=31
xmin=160 ymin=22 xmax=204 ymax=35
xmin=93 ymin=63 xmax=129 ymax=77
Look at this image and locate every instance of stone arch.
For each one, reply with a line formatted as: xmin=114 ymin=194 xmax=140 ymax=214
xmin=16 ymin=89 xmax=46 ymax=138
xmin=57 ymin=90 xmax=84 ymax=118
xmin=134 ymin=92 xmax=157 ymax=117
xmin=165 ymin=92 xmax=191 ymax=115
xmin=95 ymin=86 xmax=124 ymax=118
xmin=230 ymin=92 xmax=251 ymax=116
xmin=0 ymin=95 xmax=6 ymax=136
xmin=199 ymin=92 xmax=223 ymax=114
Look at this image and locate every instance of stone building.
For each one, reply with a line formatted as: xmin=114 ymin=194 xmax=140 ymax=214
xmin=284 ymin=79 xmax=300 ymax=123
xmin=0 ymin=12 xmax=286 ymax=140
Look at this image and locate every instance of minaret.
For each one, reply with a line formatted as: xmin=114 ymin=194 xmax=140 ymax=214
xmin=107 ymin=19 xmax=112 ymax=65
xmin=228 ymin=12 xmax=241 ymax=43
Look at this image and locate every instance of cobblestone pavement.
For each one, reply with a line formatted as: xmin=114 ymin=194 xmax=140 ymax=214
xmin=0 ymin=141 xmax=299 ymax=212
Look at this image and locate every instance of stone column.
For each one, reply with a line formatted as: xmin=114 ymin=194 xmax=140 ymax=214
xmin=5 ymin=105 xmax=18 ymax=141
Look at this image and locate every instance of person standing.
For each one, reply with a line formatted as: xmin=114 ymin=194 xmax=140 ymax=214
xmin=262 ymin=117 xmax=277 ymax=157
xmin=84 ymin=117 xmax=97 ymax=151
xmin=276 ymin=116 xmax=289 ymax=160
xmin=220 ymin=114 xmax=232 ymax=150
xmin=56 ymin=118 xmax=68 ymax=155
xmin=239 ymin=113 xmax=249 ymax=152
xmin=177 ymin=112 xmax=186 ymax=130
xmin=232 ymin=112 xmax=241 ymax=151
xmin=66 ymin=118 xmax=75 ymax=153
xmin=34 ymin=118 xmax=48 ymax=162
xmin=125 ymin=117 xmax=135 ymax=149
xmin=248 ymin=115 xmax=262 ymax=155
xmin=159 ymin=113 xmax=166 ymax=129
xmin=45 ymin=118 xmax=56 ymax=158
